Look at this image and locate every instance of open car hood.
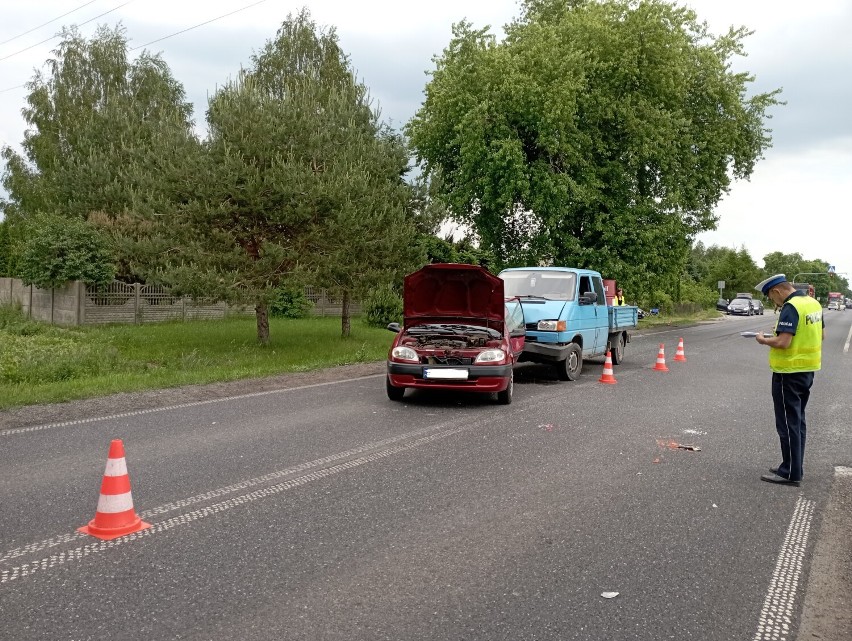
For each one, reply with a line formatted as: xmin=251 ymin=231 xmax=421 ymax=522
xmin=403 ymin=264 xmax=505 ymax=331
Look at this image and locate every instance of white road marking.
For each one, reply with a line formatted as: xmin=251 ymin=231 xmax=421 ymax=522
xmin=0 ymin=375 xmax=384 ymax=437
xmin=0 ymin=423 xmax=467 ymax=583
xmin=844 ymin=322 xmax=852 ymax=353
xmin=752 ymin=496 xmax=815 ymax=641
xmin=0 ymin=421 xmax=447 ymax=565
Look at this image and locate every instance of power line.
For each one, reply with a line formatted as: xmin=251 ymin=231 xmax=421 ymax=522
xmin=0 ymin=1 xmax=134 ymax=63
xmin=130 ymin=0 xmax=267 ymax=51
xmin=0 ymin=1 xmax=98 ymax=46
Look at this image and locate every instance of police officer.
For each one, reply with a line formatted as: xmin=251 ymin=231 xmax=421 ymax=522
xmin=754 ymin=274 xmax=824 ymax=485
xmin=612 ymin=288 xmax=626 ymax=306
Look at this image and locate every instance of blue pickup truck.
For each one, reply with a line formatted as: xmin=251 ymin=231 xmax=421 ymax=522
xmin=499 ymin=267 xmax=638 ymax=380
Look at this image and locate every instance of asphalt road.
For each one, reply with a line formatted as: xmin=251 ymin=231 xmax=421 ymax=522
xmin=1 ymin=313 xmax=851 ymax=640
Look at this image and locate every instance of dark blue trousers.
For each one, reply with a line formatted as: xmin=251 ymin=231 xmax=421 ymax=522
xmin=771 ymin=371 xmax=814 ymax=482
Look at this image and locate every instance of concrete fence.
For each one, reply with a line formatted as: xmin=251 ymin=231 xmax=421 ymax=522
xmin=0 ymin=278 xmax=360 ymax=326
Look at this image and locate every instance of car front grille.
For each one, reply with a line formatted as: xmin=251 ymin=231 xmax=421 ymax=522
xmin=422 ymin=356 xmax=473 ymax=366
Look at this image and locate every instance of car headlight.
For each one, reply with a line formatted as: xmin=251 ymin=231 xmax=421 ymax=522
xmin=475 ymin=349 xmax=506 ymax=363
xmin=391 ymin=346 xmax=419 ymax=362
xmin=537 ymin=320 xmax=567 ymax=331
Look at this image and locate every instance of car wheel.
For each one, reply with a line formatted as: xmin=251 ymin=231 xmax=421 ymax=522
xmin=556 ymin=343 xmax=583 ymax=381
xmin=496 ymin=371 xmax=513 ymax=405
xmin=610 ymin=333 xmax=625 ymax=365
xmin=386 ymin=376 xmax=405 ymax=401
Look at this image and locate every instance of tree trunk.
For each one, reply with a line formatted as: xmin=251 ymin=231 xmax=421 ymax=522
xmin=255 ymin=302 xmax=270 ymax=345
xmin=341 ymin=289 xmax=351 ymax=338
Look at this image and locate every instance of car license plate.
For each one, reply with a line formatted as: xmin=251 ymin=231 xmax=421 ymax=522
xmin=424 ymin=368 xmax=469 ymax=380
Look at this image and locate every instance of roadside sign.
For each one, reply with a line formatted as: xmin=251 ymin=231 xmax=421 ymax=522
xmin=717 ymin=280 xmax=725 ymax=289
xmin=828 ymin=265 xmax=836 ymax=274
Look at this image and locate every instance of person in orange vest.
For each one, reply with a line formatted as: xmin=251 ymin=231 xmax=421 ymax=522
xmin=612 ymin=288 xmax=626 ymax=306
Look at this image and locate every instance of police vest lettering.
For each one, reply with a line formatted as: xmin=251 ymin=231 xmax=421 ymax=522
xmin=769 ymin=297 xmax=822 ymax=373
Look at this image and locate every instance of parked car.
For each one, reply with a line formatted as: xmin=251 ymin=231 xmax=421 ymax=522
xmin=751 ymin=299 xmax=765 ymax=315
xmin=386 ymin=264 xmax=525 ymax=404
xmin=727 ymin=297 xmax=758 ymax=316
xmin=716 ymin=297 xmax=729 ymax=312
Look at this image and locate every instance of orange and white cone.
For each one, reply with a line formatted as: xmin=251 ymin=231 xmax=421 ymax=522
xmin=78 ymin=439 xmax=151 ymax=540
xmin=674 ymin=337 xmax=687 ymax=362
xmin=652 ymin=344 xmax=669 ymax=372
xmin=598 ymin=351 xmax=617 ymax=384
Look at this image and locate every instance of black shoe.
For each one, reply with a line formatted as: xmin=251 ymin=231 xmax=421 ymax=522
xmin=769 ymin=467 xmax=779 ymax=475
xmin=761 ymin=473 xmax=800 ymax=486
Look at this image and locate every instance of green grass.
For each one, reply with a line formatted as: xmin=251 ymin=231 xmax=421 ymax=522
xmin=0 ymin=305 xmax=391 ymax=410
xmin=0 ymin=303 xmax=722 ymax=410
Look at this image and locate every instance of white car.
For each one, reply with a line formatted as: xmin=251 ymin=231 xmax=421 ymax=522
xmin=827 ymin=301 xmax=839 ymax=311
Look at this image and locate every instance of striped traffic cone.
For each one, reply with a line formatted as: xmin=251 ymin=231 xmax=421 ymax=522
xmin=652 ymin=344 xmax=669 ymax=372
xmin=78 ymin=439 xmax=151 ymax=540
xmin=598 ymin=351 xmax=617 ymax=384
xmin=674 ymin=337 xmax=687 ymax=362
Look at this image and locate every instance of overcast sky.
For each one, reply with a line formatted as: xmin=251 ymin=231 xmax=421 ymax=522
xmin=1 ymin=0 xmax=850 ymax=280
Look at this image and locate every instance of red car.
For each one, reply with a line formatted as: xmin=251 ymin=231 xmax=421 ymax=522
xmin=385 ymin=264 xmax=525 ymax=404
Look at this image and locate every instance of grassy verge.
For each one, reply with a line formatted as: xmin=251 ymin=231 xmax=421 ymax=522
xmin=637 ymin=308 xmax=723 ymax=328
xmin=0 ymin=305 xmax=392 ymax=410
xmin=0 ymin=304 xmax=724 ymax=410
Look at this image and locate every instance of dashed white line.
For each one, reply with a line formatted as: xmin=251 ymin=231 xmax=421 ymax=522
xmin=0 ymin=375 xmax=383 ymax=437
xmin=0 ymin=423 xmax=467 ymax=584
xmin=752 ymin=496 xmax=815 ymax=641
xmin=0 ymin=421 xmax=446 ymax=565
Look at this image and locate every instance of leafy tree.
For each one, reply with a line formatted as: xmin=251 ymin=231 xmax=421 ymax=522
xmin=160 ymin=10 xmax=421 ymax=343
xmin=0 ymin=219 xmax=11 ymax=276
xmin=407 ymin=0 xmax=780 ymax=299
xmin=0 ymin=25 xmax=198 ymax=282
xmin=16 ymin=213 xmax=115 ymax=288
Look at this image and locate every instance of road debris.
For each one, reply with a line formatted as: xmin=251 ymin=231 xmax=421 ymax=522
xmin=601 ymin=592 xmax=619 ymax=599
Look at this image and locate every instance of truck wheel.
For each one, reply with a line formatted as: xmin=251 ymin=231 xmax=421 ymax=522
xmin=386 ymin=377 xmax=405 ymax=401
xmin=609 ymin=333 xmax=625 ymax=365
xmin=556 ymin=343 xmax=583 ymax=381
xmin=496 ymin=371 xmax=513 ymax=405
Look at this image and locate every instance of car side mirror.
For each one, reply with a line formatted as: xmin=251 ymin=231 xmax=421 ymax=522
xmin=386 ymin=322 xmax=401 ymax=333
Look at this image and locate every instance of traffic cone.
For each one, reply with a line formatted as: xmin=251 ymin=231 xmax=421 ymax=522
xmin=78 ymin=439 xmax=151 ymax=540
xmin=652 ymin=344 xmax=669 ymax=372
xmin=674 ymin=337 xmax=687 ymax=362
xmin=598 ymin=351 xmax=617 ymax=384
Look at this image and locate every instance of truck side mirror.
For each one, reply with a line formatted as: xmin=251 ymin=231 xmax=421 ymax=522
xmin=579 ymin=292 xmax=598 ymax=305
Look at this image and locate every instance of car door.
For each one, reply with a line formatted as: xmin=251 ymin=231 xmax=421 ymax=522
xmin=504 ymin=299 xmax=526 ymax=359
xmin=576 ymin=274 xmax=598 ymax=357
xmin=592 ymin=275 xmax=608 ymax=355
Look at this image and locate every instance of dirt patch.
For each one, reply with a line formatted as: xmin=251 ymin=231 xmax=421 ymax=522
xmin=0 ymin=362 xmax=386 ymax=431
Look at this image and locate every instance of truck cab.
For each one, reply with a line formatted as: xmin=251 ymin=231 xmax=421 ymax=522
xmin=498 ymin=267 xmax=636 ymax=380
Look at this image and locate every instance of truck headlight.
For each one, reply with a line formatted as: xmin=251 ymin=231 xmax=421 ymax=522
xmin=537 ymin=320 xmax=567 ymax=331
xmin=475 ymin=349 xmax=506 ymax=363
xmin=391 ymin=346 xmax=419 ymax=362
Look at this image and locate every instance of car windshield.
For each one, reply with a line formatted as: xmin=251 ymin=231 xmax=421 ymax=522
xmin=731 ymin=298 xmax=750 ymax=305
xmin=501 ymin=271 xmax=576 ymax=301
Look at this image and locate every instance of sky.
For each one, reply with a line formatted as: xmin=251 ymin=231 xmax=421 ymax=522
xmin=1 ymin=0 xmax=850 ymax=282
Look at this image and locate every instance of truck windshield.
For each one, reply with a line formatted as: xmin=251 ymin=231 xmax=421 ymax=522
xmin=500 ymin=271 xmax=576 ymax=301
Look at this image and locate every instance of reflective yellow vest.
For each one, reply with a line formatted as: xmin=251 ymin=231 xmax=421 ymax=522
xmin=770 ymin=296 xmax=822 ymax=373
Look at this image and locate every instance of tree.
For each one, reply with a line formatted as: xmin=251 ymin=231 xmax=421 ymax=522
xmin=406 ymin=0 xmax=781 ymax=298
xmin=0 ymin=25 xmax=198 ymax=281
xmin=16 ymin=213 xmax=115 ymax=289
xmin=161 ymin=10 xmax=421 ymax=343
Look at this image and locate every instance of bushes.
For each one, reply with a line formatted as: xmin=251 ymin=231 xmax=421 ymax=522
xmin=269 ymin=286 xmax=314 ymax=318
xmin=363 ymin=284 xmax=402 ymax=327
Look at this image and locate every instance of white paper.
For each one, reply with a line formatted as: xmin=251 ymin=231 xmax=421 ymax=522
xmin=601 ymin=592 xmax=619 ymax=599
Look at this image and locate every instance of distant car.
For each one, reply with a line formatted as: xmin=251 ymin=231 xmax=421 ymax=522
xmin=827 ymin=301 xmax=839 ymax=311
xmin=751 ymin=299 xmax=765 ymax=315
xmin=727 ymin=297 xmax=757 ymax=316
xmin=386 ymin=264 xmax=525 ymax=404
xmin=716 ymin=297 xmax=729 ymax=312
